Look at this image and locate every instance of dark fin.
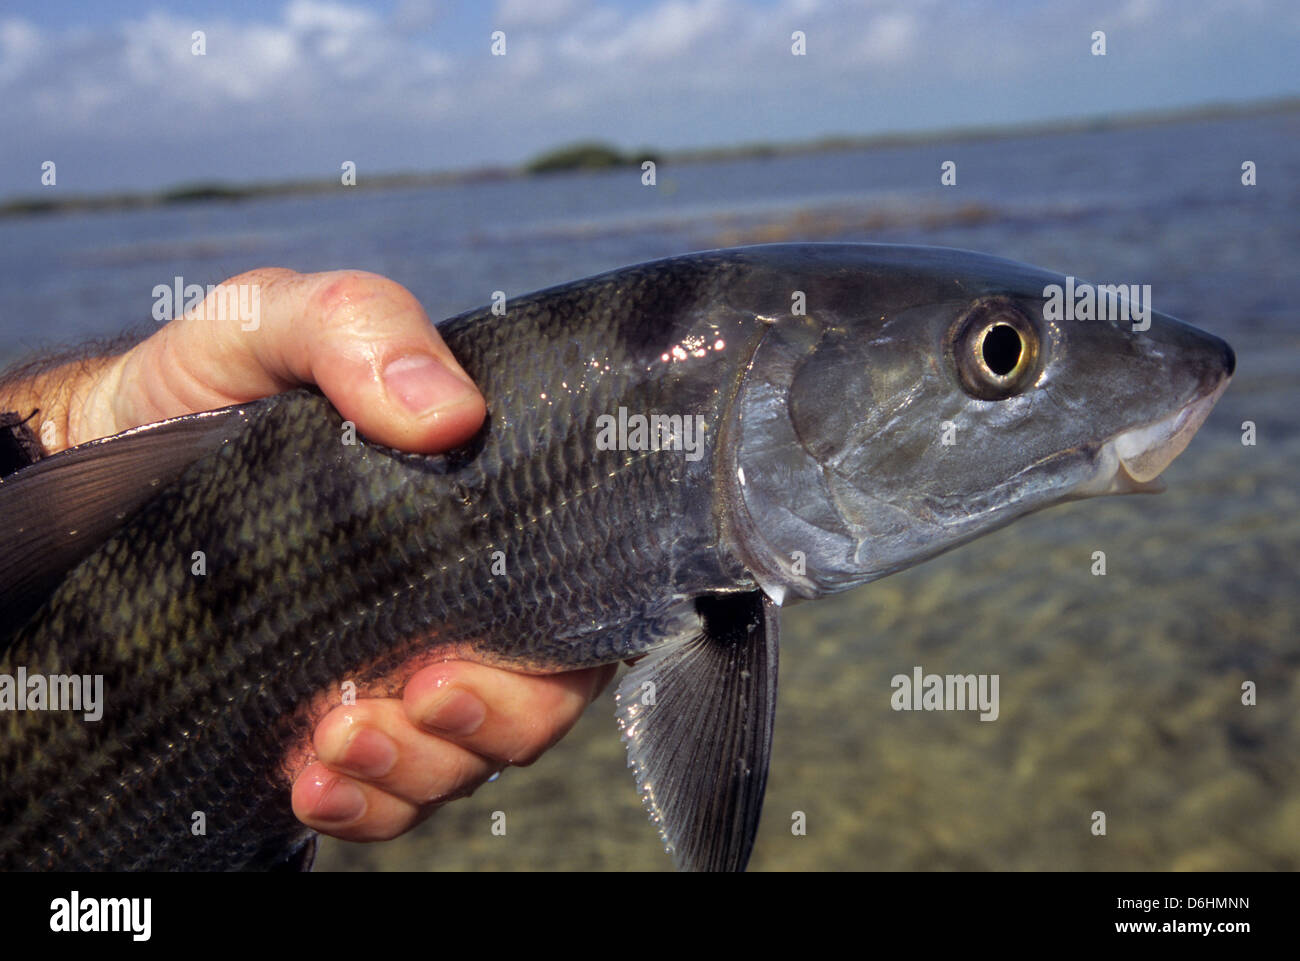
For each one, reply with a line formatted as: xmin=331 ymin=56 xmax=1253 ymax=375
xmin=0 ymin=405 xmax=252 ymax=634
xmin=0 ymin=409 xmax=43 ymax=477
xmin=614 ymin=591 xmax=779 ymax=872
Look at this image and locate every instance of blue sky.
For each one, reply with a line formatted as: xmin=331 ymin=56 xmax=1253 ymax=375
xmin=2 ymin=0 xmax=1297 ymax=197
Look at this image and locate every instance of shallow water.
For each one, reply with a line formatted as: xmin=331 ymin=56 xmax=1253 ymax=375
xmin=2 ymin=109 xmax=1295 ymax=870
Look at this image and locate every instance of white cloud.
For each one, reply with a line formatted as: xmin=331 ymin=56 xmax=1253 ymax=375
xmin=284 ymin=0 xmax=379 ymax=33
xmin=497 ymin=0 xmax=589 ymax=29
xmin=0 ymin=0 xmax=1295 ymax=194
xmin=857 ymin=10 xmax=920 ymax=65
xmin=1117 ymin=0 xmax=1164 ymax=26
xmin=0 ymin=18 xmax=42 ymax=83
xmin=633 ymin=0 xmax=733 ymax=61
xmin=0 ymin=17 xmax=40 ymax=57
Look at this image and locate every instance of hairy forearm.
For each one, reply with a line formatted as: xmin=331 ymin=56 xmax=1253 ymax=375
xmin=0 ymin=332 xmax=144 ymax=456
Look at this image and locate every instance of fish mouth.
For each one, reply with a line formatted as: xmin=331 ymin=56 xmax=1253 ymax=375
xmin=1085 ymin=375 xmax=1231 ymax=495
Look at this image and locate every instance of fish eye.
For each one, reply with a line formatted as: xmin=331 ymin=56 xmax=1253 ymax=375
xmin=949 ymin=298 xmax=1041 ymax=400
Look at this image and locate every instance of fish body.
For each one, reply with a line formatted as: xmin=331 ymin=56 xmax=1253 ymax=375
xmin=0 ymin=244 xmax=1233 ymax=870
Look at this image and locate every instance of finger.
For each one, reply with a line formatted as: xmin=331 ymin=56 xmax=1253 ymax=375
xmin=403 ymin=661 xmax=617 ymax=766
xmin=310 ymin=698 xmax=503 ymax=809
xmin=291 ymin=760 xmax=432 ymax=842
xmin=107 ymin=268 xmax=485 ymax=452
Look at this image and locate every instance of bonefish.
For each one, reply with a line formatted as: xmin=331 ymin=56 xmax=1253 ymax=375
xmin=0 ymin=244 xmax=1234 ymax=870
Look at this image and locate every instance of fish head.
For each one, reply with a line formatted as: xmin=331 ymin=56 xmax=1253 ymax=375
xmin=724 ymin=244 xmax=1234 ymax=602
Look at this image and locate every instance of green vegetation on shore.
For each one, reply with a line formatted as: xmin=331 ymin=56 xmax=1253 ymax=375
xmin=2 ymin=97 xmax=1294 ymax=220
xmin=525 ymin=141 xmax=659 ymax=174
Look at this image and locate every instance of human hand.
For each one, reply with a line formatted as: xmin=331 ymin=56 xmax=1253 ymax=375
xmin=5 ymin=267 xmax=485 ymax=453
xmin=1 ymin=268 xmax=615 ymax=844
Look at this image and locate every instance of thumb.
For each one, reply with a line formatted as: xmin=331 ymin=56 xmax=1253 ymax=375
xmin=120 ymin=269 xmax=486 ymax=454
xmin=290 ymin=272 xmax=486 ymax=452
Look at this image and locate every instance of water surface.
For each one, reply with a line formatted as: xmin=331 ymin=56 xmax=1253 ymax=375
xmin=1 ymin=109 xmax=1294 ymax=870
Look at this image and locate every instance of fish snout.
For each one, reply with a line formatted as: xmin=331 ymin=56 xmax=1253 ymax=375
xmin=1154 ymin=312 xmax=1236 ymax=396
xmin=1220 ymin=336 xmax=1237 ymax=379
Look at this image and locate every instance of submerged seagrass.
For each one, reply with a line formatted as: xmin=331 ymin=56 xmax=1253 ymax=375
xmin=0 ymin=245 xmax=1233 ymax=871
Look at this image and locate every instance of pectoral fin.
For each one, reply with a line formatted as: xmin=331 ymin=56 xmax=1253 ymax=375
xmin=614 ymin=590 xmax=779 ymax=872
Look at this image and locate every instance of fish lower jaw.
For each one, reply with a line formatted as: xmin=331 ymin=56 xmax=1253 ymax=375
xmin=1081 ymin=376 xmax=1230 ymax=495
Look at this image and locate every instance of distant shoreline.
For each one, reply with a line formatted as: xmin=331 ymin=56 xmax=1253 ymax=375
xmin=4 ymin=96 xmax=1295 ymax=220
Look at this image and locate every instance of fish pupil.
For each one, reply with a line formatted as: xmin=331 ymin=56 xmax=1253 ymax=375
xmin=981 ymin=323 xmax=1022 ymax=376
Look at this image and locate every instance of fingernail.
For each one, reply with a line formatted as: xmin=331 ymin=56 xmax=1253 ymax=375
xmin=338 ymin=727 xmax=398 ymax=779
xmin=421 ymin=688 xmax=487 ymax=737
xmin=382 ymin=353 xmax=471 ymax=416
xmin=312 ymin=776 xmax=366 ymax=823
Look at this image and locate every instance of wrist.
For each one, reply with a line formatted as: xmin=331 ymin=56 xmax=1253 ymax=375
xmin=0 ymin=352 xmax=124 ymax=456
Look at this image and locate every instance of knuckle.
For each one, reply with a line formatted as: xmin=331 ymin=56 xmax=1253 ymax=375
xmin=310 ymin=271 xmax=409 ymax=330
xmin=311 ymin=273 xmax=374 ymax=326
